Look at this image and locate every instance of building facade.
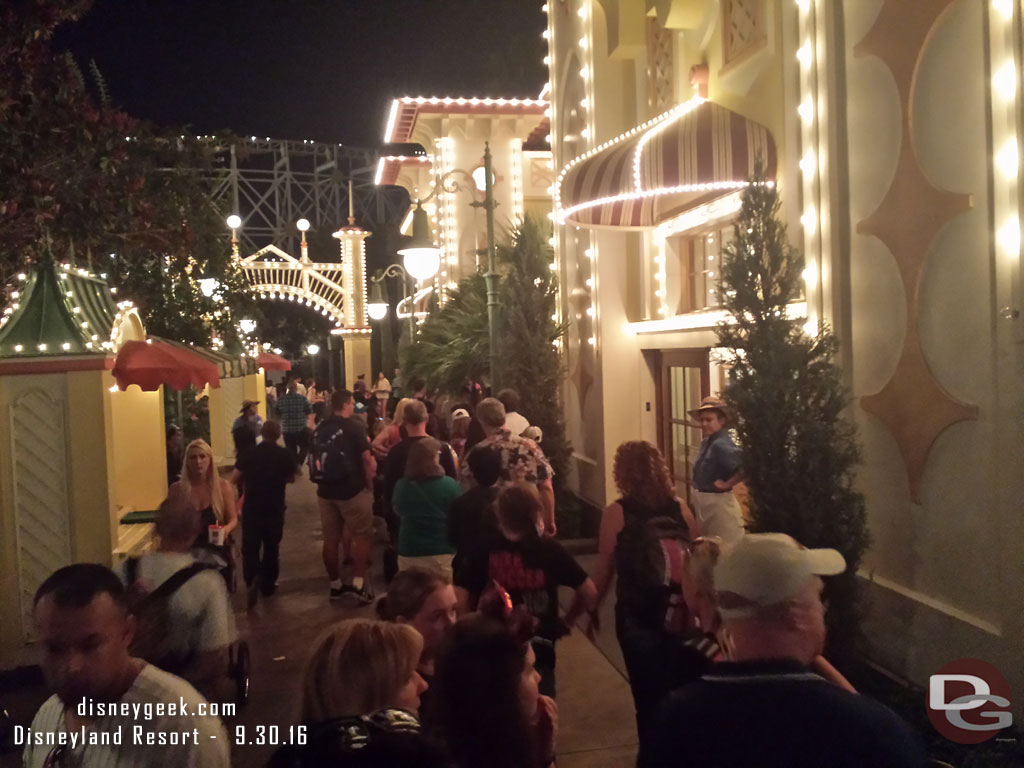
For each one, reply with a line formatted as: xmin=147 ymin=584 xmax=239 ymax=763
xmin=379 ymin=95 xmax=553 ymax=312
xmin=547 ymin=0 xmax=1023 ymax=695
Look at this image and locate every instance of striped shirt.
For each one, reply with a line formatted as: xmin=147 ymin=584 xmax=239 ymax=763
xmin=274 ymin=392 xmax=312 ymax=434
xmin=21 ymin=663 xmax=229 ymax=768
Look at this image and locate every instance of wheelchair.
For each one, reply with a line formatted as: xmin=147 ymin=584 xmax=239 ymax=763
xmin=227 ymin=640 xmax=251 ymax=705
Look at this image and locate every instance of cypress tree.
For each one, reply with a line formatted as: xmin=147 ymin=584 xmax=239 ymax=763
xmin=716 ymin=162 xmax=870 ymax=660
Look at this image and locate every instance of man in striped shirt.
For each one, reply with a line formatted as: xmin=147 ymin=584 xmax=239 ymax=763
xmin=22 ymin=564 xmax=228 ymax=768
xmin=275 ymin=377 xmax=313 ymax=466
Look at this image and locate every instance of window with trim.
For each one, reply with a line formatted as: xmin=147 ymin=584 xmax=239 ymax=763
xmin=665 ymin=223 xmax=734 ymax=314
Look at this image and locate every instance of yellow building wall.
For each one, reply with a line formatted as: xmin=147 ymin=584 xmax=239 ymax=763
xmin=66 ymin=370 xmax=117 ymax=564
xmin=208 ymin=376 xmax=244 ymax=463
xmin=103 ymin=370 xmax=166 ymax=513
xmin=243 ymin=370 xmax=268 ymax=421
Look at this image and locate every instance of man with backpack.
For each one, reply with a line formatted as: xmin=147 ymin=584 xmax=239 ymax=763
xmin=311 ymin=388 xmax=377 ymax=604
xmin=120 ymin=495 xmax=236 ymax=701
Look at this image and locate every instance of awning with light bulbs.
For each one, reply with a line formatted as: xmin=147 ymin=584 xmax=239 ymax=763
xmin=555 ymin=99 xmax=777 ymax=230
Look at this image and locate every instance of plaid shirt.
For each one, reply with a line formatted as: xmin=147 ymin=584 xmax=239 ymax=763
xmin=461 ymin=429 xmax=553 ymax=488
xmin=275 ymin=392 xmax=312 ymax=434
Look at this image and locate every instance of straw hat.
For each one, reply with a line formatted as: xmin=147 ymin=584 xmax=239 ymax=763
xmin=687 ymin=395 xmax=728 ymax=419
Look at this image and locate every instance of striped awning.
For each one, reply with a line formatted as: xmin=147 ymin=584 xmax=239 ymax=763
xmin=555 ymin=98 xmax=777 ymax=229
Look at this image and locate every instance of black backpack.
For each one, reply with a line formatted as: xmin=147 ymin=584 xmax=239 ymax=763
xmin=615 ymin=501 xmax=693 ymax=634
xmin=309 ymin=420 xmax=352 ymax=484
xmin=125 ymin=558 xmax=215 ymax=673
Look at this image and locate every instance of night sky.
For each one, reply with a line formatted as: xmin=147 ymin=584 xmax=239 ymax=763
xmin=56 ymin=0 xmax=548 ymax=148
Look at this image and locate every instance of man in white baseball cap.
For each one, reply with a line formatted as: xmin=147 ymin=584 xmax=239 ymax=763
xmin=642 ymin=533 xmax=925 ymax=768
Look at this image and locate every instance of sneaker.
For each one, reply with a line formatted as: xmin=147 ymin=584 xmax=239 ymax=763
xmin=340 ymin=583 xmax=374 ymax=606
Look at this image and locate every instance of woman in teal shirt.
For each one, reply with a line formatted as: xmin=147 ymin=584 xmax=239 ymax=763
xmin=393 ymin=437 xmax=463 ymax=579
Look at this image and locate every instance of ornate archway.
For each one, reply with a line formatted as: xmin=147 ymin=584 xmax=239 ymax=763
xmin=237 ymin=221 xmax=373 ymax=387
xmin=239 ymin=244 xmax=348 ymax=329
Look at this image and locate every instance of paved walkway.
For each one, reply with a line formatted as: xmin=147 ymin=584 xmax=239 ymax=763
xmin=2 ymin=473 xmax=637 ymax=768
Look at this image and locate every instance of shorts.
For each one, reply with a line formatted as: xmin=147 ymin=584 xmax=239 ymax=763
xmin=319 ymin=490 xmax=375 ymax=540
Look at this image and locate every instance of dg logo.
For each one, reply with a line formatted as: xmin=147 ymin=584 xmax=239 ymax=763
xmin=928 ymin=659 xmax=1013 ymax=744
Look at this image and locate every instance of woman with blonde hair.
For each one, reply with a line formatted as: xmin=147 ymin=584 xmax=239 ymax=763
xmin=169 ymin=439 xmax=238 ymax=586
xmin=587 ymin=440 xmax=697 ymax=750
xmin=371 ymin=397 xmax=412 ymax=459
xmin=270 ymin=619 xmax=445 ymax=768
xmin=392 ymin=437 xmax=462 ymax=579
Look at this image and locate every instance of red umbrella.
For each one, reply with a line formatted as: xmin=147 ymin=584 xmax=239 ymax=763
xmin=112 ymin=339 xmax=221 ymax=392
xmin=257 ymin=350 xmax=292 ymax=371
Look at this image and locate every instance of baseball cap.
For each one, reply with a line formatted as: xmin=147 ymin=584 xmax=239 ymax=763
xmin=714 ymin=533 xmax=846 ymax=619
xmin=451 ymin=408 xmax=470 ymax=420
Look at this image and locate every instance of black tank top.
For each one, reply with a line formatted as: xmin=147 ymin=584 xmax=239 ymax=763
xmin=614 ymin=495 xmax=685 ymax=626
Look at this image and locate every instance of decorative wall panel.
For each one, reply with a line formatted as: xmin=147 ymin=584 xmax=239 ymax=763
xmin=854 ymin=0 xmax=978 ymax=503
xmin=722 ymin=0 xmax=766 ymax=68
xmin=11 ymin=387 xmax=71 ymax=642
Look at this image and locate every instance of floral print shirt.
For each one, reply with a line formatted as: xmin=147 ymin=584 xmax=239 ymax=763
xmin=461 ymin=428 xmax=554 ymax=487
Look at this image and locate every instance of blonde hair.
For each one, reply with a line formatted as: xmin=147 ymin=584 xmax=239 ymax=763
xmin=613 ymin=441 xmax=674 ymax=510
xmin=179 ymin=439 xmax=226 ymax=524
xmin=393 ymin=398 xmax=414 ymax=427
xmin=686 ymin=537 xmax=723 ymax=599
xmin=300 ymin=619 xmax=423 ymax=722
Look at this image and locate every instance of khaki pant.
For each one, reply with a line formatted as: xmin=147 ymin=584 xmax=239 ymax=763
xmin=692 ymin=490 xmax=745 ymax=544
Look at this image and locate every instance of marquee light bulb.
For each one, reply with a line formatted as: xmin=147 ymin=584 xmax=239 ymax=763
xmin=994 ymin=60 xmax=1016 ymax=99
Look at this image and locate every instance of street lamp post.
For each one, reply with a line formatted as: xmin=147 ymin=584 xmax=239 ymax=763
xmin=397 ymin=144 xmax=501 ymax=388
xmin=227 ymin=214 xmax=242 ymax=260
xmin=369 ymin=264 xmax=417 ymax=340
xmin=470 ymin=143 xmax=500 ymax=389
xmin=306 ymin=343 xmax=320 ymax=381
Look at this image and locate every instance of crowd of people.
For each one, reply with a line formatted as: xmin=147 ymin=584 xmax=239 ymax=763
xmin=18 ymin=373 xmax=931 ymax=767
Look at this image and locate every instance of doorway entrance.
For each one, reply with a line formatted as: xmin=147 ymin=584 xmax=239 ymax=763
xmin=655 ymin=349 xmax=709 ymax=505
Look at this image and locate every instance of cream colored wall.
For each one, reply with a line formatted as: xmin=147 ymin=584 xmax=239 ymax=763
xmin=0 ymin=376 xmax=18 ymax=666
xmin=0 ymin=369 xmax=119 ymax=668
xmin=244 ymin=370 xmax=268 ymax=421
xmin=104 ymin=371 xmax=166 ymax=513
xmin=844 ymin=0 xmax=1024 ymax=695
xmin=209 ymin=376 xmax=243 ymax=463
xmin=343 ymin=337 xmax=372 ymax=390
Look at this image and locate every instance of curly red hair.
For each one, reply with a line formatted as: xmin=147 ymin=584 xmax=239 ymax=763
xmin=613 ymin=440 xmax=675 ymax=509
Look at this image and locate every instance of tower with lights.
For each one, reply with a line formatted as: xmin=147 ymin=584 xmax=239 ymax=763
xmin=332 ymin=187 xmax=372 ymax=387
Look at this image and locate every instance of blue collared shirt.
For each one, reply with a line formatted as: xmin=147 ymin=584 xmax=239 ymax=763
xmin=692 ymin=429 xmax=741 ymax=492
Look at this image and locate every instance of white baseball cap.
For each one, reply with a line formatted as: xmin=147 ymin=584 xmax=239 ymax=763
xmin=451 ymin=408 xmax=470 ymax=420
xmin=714 ymin=533 xmax=846 ymax=619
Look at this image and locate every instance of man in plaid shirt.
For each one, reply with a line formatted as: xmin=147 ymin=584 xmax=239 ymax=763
xmin=275 ymin=377 xmax=313 ymax=465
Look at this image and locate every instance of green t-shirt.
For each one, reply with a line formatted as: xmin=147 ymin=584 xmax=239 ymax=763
xmin=393 ymin=476 xmax=462 ymax=557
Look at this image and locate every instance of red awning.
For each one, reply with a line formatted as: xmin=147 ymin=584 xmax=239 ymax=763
xmin=555 ymin=99 xmax=777 ymax=229
xmin=112 ymin=339 xmax=221 ymax=392
xmin=257 ymin=351 xmax=292 ymax=371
